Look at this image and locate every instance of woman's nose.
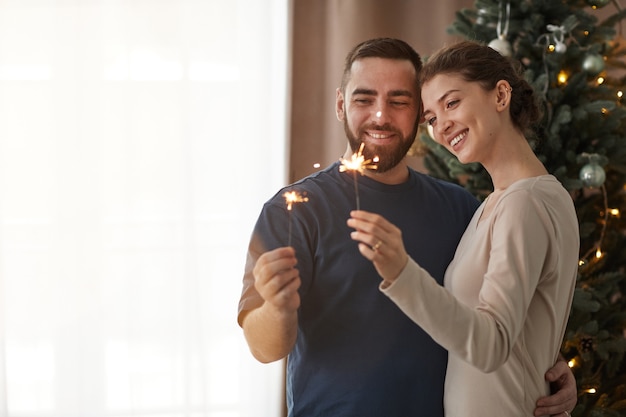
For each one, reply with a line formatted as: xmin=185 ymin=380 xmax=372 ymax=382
xmin=436 ymin=118 xmax=452 ymax=134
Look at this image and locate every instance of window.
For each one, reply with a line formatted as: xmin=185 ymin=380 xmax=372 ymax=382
xmin=0 ymin=0 xmax=287 ymax=415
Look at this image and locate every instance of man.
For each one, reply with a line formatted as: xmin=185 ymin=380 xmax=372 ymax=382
xmin=238 ymin=38 xmax=576 ymax=416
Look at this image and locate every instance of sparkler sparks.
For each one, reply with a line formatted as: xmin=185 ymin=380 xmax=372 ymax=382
xmin=339 ymin=143 xmax=379 ymax=210
xmin=284 ymin=190 xmax=309 ymax=210
xmin=283 ymin=190 xmax=309 ymax=246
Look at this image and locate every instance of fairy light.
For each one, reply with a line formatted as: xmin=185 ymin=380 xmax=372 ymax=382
xmin=568 ymin=359 xmax=576 ymax=368
xmin=557 ymin=70 xmax=568 ymax=85
xmin=609 ymin=208 xmax=620 ymax=216
xmin=339 ymin=142 xmax=379 ymax=210
xmin=580 ymin=185 xmax=610 ymax=264
xmin=585 ymin=388 xmax=597 ymax=394
xmin=597 ymin=76 xmax=605 ymax=85
xmin=618 ymin=91 xmax=623 ymax=99
xmin=548 ymin=44 xmax=556 ymax=52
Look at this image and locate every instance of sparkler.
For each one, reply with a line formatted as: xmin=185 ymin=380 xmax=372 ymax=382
xmin=283 ymin=190 xmax=309 ymax=247
xmin=339 ymin=142 xmax=379 ymax=210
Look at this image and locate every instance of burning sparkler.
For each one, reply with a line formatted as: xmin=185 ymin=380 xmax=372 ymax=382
xmin=283 ymin=190 xmax=309 ymax=247
xmin=339 ymin=143 xmax=379 ymax=210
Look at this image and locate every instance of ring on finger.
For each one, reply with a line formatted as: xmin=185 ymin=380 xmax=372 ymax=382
xmin=373 ymin=240 xmax=383 ymax=251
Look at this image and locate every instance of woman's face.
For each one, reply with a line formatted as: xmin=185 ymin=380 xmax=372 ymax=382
xmin=421 ymin=73 xmax=504 ymax=165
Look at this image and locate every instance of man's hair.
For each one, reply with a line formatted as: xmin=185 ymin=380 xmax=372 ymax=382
xmin=340 ymin=38 xmax=422 ymax=93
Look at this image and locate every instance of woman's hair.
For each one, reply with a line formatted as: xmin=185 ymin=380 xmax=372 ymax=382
xmin=340 ymin=38 xmax=422 ymax=93
xmin=419 ymin=40 xmax=541 ymax=135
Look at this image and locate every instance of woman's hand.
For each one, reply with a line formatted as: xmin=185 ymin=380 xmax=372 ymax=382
xmin=347 ymin=210 xmax=409 ymax=284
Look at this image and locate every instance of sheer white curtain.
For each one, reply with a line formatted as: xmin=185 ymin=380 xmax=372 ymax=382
xmin=0 ymin=1 xmax=287 ymax=416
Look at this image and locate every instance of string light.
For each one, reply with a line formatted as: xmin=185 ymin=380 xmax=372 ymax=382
xmin=557 ymin=70 xmax=568 ymax=85
xmin=585 ymin=388 xmax=597 ymax=394
xmin=580 ymin=185 xmax=610 ymax=263
xmin=597 ymin=76 xmax=605 ymax=85
xmin=568 ymin=359 xmax=576 ymax=368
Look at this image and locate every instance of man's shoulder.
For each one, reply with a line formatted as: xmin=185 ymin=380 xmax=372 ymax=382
xmin=263 ymin=162 xmax=343 ymax=206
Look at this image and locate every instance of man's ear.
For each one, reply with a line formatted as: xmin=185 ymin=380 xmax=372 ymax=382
xmin=336 ymin=88 xmax=345 ymax=121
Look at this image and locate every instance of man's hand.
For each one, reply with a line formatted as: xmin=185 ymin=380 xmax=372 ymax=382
xmin=241 ymin=247 xmax=301 ymax=363
xmin=534 ymin=359 xmax=577 ymax=416
xmin=253 ymin=247 xmax=301 ymax=314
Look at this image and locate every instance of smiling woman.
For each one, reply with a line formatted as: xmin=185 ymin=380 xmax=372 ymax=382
xmin=0 ymin=1 xmax=288 ymax=416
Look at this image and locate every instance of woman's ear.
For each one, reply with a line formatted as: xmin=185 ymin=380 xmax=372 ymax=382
xmin=495 ymin=80 xmax=512 ymax=111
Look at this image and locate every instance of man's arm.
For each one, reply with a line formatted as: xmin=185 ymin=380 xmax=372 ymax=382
xmin=534 ymin=357 xmax=577 ymax=416
xmin=241 ymin=247 xmax=301 ymax=363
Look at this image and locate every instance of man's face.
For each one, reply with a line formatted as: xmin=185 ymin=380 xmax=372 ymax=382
xmin=336 ymin=57 xmax=420 ymax=173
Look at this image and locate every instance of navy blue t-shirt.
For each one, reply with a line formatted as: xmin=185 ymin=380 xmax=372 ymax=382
xmin=240 ymin=162 xmax=479 ymax=417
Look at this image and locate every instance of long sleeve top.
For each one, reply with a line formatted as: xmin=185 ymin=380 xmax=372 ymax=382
xmin=382 ymin=175 xmax=579 ymax=417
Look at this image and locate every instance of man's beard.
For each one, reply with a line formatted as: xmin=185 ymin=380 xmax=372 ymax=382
xmin=343 ymin=120 xmax=417 ymax=173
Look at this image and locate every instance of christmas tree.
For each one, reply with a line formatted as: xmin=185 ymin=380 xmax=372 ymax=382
xmin=414 ymin=0 xmax=626 ymax=415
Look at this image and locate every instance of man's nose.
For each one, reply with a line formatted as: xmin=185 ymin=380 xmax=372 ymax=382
xmin=372 ymin=105 xmax=390 ymax=123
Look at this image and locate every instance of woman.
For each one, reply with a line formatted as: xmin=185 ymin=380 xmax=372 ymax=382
xmin=347 ymin=40 xmax=579 ymax=416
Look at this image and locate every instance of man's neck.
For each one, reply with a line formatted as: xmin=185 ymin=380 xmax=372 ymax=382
xmin=363 ymin=162 xmax=410 ymax=185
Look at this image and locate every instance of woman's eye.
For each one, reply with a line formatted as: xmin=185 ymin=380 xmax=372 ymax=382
xmin=446 ymin=99 xmax=459 ymax=108
xmin=427 ymin=117 xmax=436 ymax=126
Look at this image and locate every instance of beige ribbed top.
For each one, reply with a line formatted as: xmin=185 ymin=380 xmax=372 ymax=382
xmin=382 ymin=175 xmax=579 ymax=417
